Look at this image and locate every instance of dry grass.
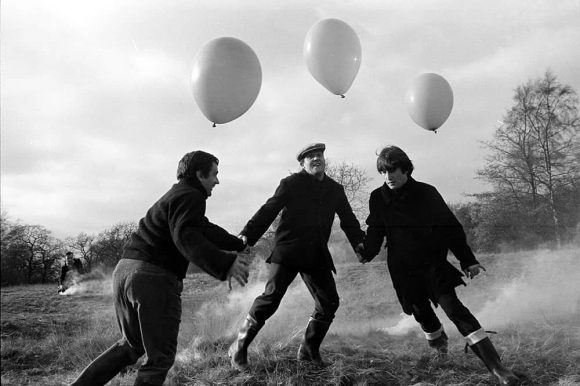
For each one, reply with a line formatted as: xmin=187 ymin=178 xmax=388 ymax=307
xmin=2 ymin=249 xmax=579 ymax=385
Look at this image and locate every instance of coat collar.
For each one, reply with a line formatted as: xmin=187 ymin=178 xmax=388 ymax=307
xmin=179 ymin=177 xmax=209 ymax=199
xmin=379 ymin=176 xmax=416 ymax=205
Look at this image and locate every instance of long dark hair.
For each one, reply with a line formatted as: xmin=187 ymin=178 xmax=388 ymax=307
xmin=376 ymin=146 xmax=414 ymax=176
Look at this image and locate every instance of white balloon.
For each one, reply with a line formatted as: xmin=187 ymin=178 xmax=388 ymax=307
xmin=191 ymin=37 xmax=262 ymax=125
xmin=405 ymin=73 xmax=454 ymax=132
xmin=304 ymin=19 xmax=362 ymax=96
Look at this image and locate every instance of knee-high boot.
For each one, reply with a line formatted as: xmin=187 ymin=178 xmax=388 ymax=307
xmin=69 ymin=342 xmax=138 ymax=386
xmin=469 ymin=335 xmax=520 ymax=386
xmin=228 ymin=315 xmax=263 ymax=370
xmin=297 ymin=317 xmax=331 ymax=367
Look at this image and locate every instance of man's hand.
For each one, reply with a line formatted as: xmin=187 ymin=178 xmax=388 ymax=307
xmin=355 ymin=243 xmax=369 ymax=264
xmin=463 ymin=264 xmax=486 ymax=279
xmin=237 ymin=234 xmax=251 ymax=255
xmin=227 ymin=255 xmax=250 ymax=290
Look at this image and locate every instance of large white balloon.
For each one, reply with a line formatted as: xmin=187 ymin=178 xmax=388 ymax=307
xmin=304 ymin=19 xmax=362 ymax=97
xmin=191 ymin=37 xmax=262 ymax=126
xmin=405 ymin=73 xmax=454 ymax=132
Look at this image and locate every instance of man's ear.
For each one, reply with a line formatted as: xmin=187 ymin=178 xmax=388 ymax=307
xmin=195 ymin=170 xmax=203 ymax=180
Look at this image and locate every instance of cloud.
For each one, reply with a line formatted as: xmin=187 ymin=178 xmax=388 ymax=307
xmin=2 ymin=0 xmax=579 ymax=237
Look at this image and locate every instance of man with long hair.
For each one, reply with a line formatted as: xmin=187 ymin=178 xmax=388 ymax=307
xmin=360 ymin=146 xmax=520 ymax=386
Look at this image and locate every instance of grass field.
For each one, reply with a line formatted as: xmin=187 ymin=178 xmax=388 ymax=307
xmin=1 ymin=248 xmax=579 ymax=385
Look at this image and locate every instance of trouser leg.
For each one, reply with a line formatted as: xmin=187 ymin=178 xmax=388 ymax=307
xmin=131 ymin=268 xmax=182 ymax=385
xmin=410 ymin=299 xmax=448 ymax=354
xmin=109 ymin=259 xmax=182 ymax=386
xmin=248 ymin=263 xmax=298 ymax=324
xmin=70 ymin=260 xmax=142 ymax=386
xmin=229 ymin=264 xmax=296 ymax=370
xmin=437 ymin=291 xmax=481 ymax=336
xmin=297 ymin=269 xmax=339 ymax=366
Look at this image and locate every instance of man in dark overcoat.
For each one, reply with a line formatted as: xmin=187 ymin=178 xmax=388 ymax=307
xmin=228 ymin=143 xmax=365 ymax=369
xmin=58 ymin=251 xmax=85 ymax=293
xmin=70 ymin=150 xmax=250 ymax=386
xmin=361 ymin=146 xmax=520 ymax=386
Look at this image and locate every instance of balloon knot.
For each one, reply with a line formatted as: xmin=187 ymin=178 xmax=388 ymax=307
xmin=433 ymin=129 xmax=438 ymax=134
xmin=212 ymin=123 xmax=216 ymax=128
xmin=340 ymin=94 xmax=345 ymax=99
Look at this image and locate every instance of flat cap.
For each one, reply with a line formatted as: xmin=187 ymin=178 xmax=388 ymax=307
xmin=297 ymin=143 xmax=326 ymax=161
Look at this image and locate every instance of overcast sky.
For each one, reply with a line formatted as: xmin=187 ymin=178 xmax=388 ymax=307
xmin=1 ymin=0 xmax=579 ymax=238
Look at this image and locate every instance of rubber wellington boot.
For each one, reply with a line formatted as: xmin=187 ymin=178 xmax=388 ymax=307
xmin=228 ymin=315 xmax=263 ymax=371
xmin=297 ymin=318 xmax=332 ymax=367
xmin=470 ymin=337 xmax=520 ymax=386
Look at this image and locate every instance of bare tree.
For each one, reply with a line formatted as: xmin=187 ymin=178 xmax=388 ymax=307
xmin=326 ymin=160 xmax=372 ymax=219
xmin=66 ymin=232 xmax=98 ymax=271
xmin=478 ymin=70 xmax=580 ymax=247
xmin=7 ymin=224 xmax=62 ymax=283
xmin=93 ymin=221 xmax=138 ymax=267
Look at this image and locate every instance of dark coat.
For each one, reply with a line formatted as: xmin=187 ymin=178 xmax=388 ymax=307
xmin=362 ymin=177 xmax=479 ymax=314
xmin=241 ymin=170 xmax=364 ymax=273
xmin=59 ymin=259 xmax=84 ymax=285
xmin=123 ymin=178 xmax=245 ymax=280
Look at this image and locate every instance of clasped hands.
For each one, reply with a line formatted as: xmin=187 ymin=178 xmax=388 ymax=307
xmin=355 ymin=243 xmax=369 ymax=264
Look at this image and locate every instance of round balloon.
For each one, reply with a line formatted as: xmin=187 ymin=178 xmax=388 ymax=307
xmin=304 ymin=18 xmax=362 ymax=97
xmin=405 ymin=73 xmax=454 ymax=132
xmin=191 ymin=37 xmax=262 ymax=125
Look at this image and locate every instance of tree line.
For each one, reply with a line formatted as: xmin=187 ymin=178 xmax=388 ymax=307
xmin=1 ymin=70 xmax=578 ymax=286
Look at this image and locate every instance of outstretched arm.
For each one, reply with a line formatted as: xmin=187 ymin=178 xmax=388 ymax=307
xmin=240 ymin=179 xmax=287 ymax=246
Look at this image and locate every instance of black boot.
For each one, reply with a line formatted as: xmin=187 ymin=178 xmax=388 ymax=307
xmin=228 ymin=315 xmax=263 ymax=370
xmin=428 ymin=330 xmax=449 ymax=357
xmin=69 ymin=342 xmax=137 ymax=386
xmin=470 ymin=337 xmax=520 ymax=386
xmin=297 ymin=318 xmax=331 ymax=367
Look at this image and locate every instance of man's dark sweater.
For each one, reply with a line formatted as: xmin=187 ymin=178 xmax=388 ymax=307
xmin=123 ymin=178 xmax=245 ymax=280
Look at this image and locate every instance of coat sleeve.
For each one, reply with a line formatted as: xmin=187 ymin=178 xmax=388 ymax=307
xmin=428 ymin=186 xmax=479 ymax=270
xmin=204 ymin=220 xmax=246 ymax=252
xmin=362 ymin=190 xmax=386 ymax=260
xmin=336 ymin=185 xmax=364 ymax=250
xmin=168 ymin=192 xmax=236 ymax=281
xmin=240 ymin=178 xmax=287 ymax=246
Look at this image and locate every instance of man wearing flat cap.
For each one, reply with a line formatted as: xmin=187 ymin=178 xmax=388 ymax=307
xmin=229 ymin=142 xmax=365 ymax=370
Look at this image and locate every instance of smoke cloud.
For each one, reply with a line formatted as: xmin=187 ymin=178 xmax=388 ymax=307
xmin=474 ymin=249 xmax=580 ymax=328
xmin=59 ymin=268 xmax=112 ymax=296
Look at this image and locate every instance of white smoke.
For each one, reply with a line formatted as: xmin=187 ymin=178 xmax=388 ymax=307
xmin=475 ymin=249 xmax=580 ymax=328
xmin=59 ymin=268 xmax=112 ymax=296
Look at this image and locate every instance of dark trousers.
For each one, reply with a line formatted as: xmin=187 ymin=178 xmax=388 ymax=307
xmin=411 ymin=289 xmax=482 ymax=336
xmin=72 ymin=259 xmax=183 ymax=386
xmin=249 ymin=263 xmax=339 ymax=324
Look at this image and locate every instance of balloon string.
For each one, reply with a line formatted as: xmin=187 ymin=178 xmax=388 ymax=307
xmin=340 ymin=95 xmax=345 ymax=99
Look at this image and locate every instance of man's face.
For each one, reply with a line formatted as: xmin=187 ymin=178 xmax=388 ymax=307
xmin=197 ymin=162 xmax=219 ymax=196
xmin=302 ymin=150 xmax=326 ymax=178
xmin=66 ymin=256 xmax=74 ymax=265
xmin=382 ymin=167 xmax=408 ymax=190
